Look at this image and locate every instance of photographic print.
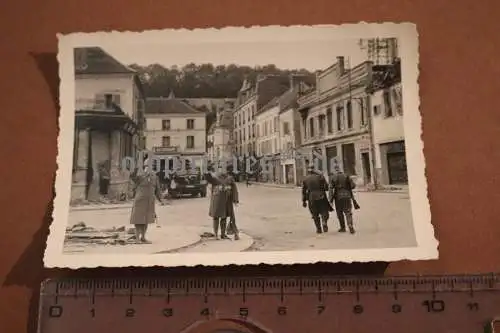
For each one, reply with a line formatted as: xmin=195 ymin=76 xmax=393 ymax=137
xmin=44 ymin=24 xmax=438 ymax=268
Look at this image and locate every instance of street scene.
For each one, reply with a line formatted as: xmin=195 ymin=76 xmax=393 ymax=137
xmin=64 ymin=184 xmax=415 ymax=254
xmin=51 ymin=24 xmax=431 ymax=263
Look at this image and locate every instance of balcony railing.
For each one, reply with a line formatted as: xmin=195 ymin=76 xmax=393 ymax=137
xmin=76 ymin=98 xmax=117 ymax=112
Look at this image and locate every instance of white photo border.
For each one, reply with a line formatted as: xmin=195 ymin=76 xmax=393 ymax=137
xmin=44 ymin=23 xmax=438 ymax=268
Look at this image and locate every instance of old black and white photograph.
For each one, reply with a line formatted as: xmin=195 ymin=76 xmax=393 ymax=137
xmin=45 ymin=24 xmax=437 ymax=268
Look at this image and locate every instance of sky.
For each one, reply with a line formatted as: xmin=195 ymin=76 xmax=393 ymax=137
xmin=103 ymin=39 xmax=369 ymax=72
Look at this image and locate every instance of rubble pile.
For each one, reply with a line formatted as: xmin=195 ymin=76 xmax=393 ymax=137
xmin=65 ymin=222 xmax=138 ymax=246
xmin=70 ymin=197 xmax=132 ymax=207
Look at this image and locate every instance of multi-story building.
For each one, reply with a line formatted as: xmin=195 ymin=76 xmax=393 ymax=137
xmin=255 ymin=75 xmax=314 ymax=184
xmin=206 ymin=101 xmax=234 ymax=163
xmin=144 ymin=95 xmax=206 ymax=172
xmin=297 ymin=57 xmax=374 ymax=186
xmin=71 ymin=47 xmax=146 ymax=203
xmin=232 ymin=75 xmax=290 ymax=158
xmin=369 ymin=59 xmax=407 ymax=186
xmin=255 ymin=97 xmax=281 ymax=182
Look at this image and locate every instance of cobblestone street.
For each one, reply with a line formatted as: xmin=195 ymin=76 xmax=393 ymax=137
xmin=66 ymin=184 xmax=416 ymax=254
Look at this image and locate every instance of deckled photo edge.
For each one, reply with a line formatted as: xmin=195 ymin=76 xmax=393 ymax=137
xmin=397 ymin=25 xmax=439 ymax=257
xmin=44 ymin=22 xmax=437 ymax=268
xmin=44 ymin=34 xmax=76 ymax=267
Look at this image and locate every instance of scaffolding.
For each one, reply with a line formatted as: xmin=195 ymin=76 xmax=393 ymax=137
xmin=358 ymin=38 xmax=399 ymax=65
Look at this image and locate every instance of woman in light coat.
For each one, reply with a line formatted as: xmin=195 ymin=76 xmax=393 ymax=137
xmin=129 ymin=161 xmax=163 ymax=243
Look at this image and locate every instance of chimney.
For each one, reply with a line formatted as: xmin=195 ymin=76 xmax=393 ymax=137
xmin=336 ymin=56 xmax=345 ymax=76
xmin=315 ymin=70 xmax=321 ymax=97
xmin=289 ymin=74 xmax=298 ymax=92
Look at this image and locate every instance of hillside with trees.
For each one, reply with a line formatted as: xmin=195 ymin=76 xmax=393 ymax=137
xmin=129 ymin=63 xmax=313 ymax=98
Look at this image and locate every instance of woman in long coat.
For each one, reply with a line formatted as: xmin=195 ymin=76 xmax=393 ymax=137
xmin=129 ymin=163 xmax=163 ymax=243
xmin=205 ymin=170 xmax=239 ymax=240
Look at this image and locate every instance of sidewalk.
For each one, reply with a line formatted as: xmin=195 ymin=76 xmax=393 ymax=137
xmin=246 ymin=182 xmax=300 ymax=189
xmin=70 ymin=202 xmax=133 ymax=212
xmin=249 ymin=181 xmax=409 ymax=193
xmin=159 ymin=231 xmax=254 ymax=254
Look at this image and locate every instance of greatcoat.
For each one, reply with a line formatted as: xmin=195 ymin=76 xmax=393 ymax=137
xmin=129 ymin=172 xmax=162 ymax=225
xmin=206 ymin=172 xmax=239 ymax=219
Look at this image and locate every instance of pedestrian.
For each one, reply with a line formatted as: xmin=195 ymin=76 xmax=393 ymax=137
xmin=205 ymin=164 xmax=239 ymax=240
xmin=129 ymin=159 xmax=164 ymax=244
xmin=301 ymin=165 xmax=333 ymax=234
xmin=328 ymin=166 xmax=357 ymax=234
xmin=98 ymin=161 xmax=110 ymax=200
xmin=246 ymin=172 xmax=251 ymax=187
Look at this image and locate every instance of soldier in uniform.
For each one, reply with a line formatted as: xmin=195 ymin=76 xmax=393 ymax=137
xmin=205 ymin=164 xmax=239 ymax=240
xmin=302 ymin=165 xmax=333 ymax=234
xmin=328 ymin=166 xmax=356 ymax=234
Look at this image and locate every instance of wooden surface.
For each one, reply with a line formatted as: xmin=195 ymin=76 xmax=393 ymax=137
xmin=0 ymin=1 xmax=499 ymax=332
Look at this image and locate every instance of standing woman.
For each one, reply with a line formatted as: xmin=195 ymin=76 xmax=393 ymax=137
xmin=129 ymin=160 xmax=163 ymax=244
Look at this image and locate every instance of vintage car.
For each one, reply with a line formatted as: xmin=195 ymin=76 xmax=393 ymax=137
xmin=168 ymin=171 xmax=208 ymax=198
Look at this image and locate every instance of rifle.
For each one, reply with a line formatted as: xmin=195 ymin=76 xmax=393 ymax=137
xmin=346 ymin=176 xmax=360 ymax=210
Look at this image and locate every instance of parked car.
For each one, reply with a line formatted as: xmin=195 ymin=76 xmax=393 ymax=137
xmin=169 ymin=171 xmax=208 ymax=198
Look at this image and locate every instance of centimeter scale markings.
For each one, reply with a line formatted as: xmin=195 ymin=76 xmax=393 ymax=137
xmin=39 ymin=274 xmax=500 ymax=333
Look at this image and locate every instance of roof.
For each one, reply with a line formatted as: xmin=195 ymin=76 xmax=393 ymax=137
xmin=74 ymin=47 xmax=136 ymax=75
xmin=258 ymin=96 xmax=280 ymax=114
xmin=278 ymin=89 xmax=298 ymax=113
xmin=257 ymin=87 xmax=299 ymax=115
xmin=145 ymin=97 xmax=205 ymax=115
xmin=255 ymin=75 xmax=290 ymax=109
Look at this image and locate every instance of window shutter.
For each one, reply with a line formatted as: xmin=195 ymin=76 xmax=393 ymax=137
xmin=113 ymin=94 xmax=121 ymax=106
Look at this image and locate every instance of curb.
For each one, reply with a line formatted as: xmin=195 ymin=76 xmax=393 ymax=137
xmin=155 ymin=232 xmax=255 ymax=254
xmin=154 ymin=238 xmax=204 ymax=254
xmin=249 ymin=183 xmax=300 ymax=189
xmin=250 ymin=182 xmax=408 ymax=194
xmin=70 ymin=205 xmax=133 ymax=212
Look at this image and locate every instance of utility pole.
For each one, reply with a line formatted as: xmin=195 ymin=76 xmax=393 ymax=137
xmin=346 ymin=57 xmax=379 ymax=190
xmin=364 ymin=94 xmax=379 ymax=190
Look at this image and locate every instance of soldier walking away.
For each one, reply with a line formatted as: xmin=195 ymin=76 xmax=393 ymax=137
xmin=302 ymin=165 xmax=333 ymax=234
xmin=205 ymin=165 xmax=239 ymax=240
xmin=329 ymin=166 xmax=358 ymax=234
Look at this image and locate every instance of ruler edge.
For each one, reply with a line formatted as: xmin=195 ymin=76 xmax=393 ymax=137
xmin=37 ymin=275 xmax=500 ymax=333
xmin=39 ymin=272 xmax=500 ymax=293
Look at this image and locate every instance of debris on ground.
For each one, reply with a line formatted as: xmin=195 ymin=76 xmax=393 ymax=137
xmin=69 ymin=197 xmax=133 ymax=207
xmin=64 ymin=222 xmax=139 ymax=246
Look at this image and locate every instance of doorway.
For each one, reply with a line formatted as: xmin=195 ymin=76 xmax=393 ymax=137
xmin=361 ymin=152 xmax=371 ymax=183
xmin=325 ymin=145 xmax=338 ymax=175
xmin=341 ymin=143 xmax=356 ymax=175
xmin=285 ymin=164 xmax=294 ymax=184
xmin=387 ymin=152 xmax=408 ymax=184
